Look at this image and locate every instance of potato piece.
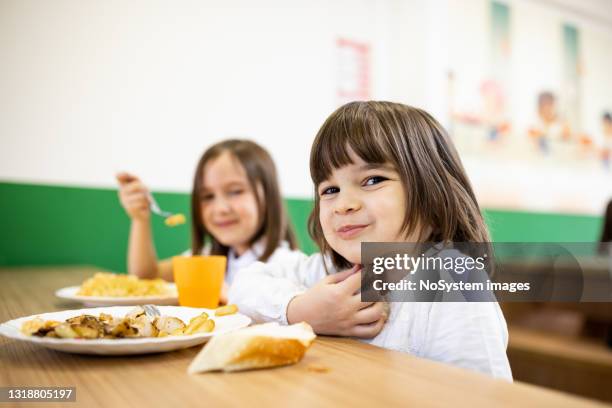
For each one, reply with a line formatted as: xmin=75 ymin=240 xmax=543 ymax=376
xmin=20 ymin=318 xmax=45 ymax=336
xmin=184 ymin=315 xmax=208 ymax=334
xmin=170 ymin=328 xmax=185 ymax=336
xmin=110 ymin=320 xmax=139 ymax=338
xmin=72 ymin=324 xmax=100 ymax=339
xmin=184 ymin=316 xmax=215 ymax=335
xmin=158 ymin=331 xmax=169 ymax=338
xmin=22 ymin=317 xmax=75 ymax=338
xmin=130 ymin=315 xmax=159 ymax=338
xmin=99 ymin=313 xmax=115 ymax=323
xmin=66 ymin=315 xmax=104 ymax=339
xmin=154 ymin=316 xmax=186 ymax=333
xmin=125 ymin=306 xmax=146 ymax=320
xmin=188 ymin=312 xmax=209 ymax=324
xmin=66 ymin=315 xmax=93 ymax=325
xmin=100 ymin=314 xmax=122 ymax=336
xmin=34 ymin=321 xmax=60 ymax=337
xmin=27 ymin=320 xmax=60 ymax=337
xmin=54 ymin=323 xmax=79 ymax=339
xmin=44 ymin=320 xmax=61 ymax=329
xmin=215 ymin=304 xmax=238 ymax=317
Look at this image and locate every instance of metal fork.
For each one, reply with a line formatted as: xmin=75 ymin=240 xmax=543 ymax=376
xmin=143 ymin=304 xmax=161 ymax=320
xmin=147 ymin=193 xmax=173 ymax=218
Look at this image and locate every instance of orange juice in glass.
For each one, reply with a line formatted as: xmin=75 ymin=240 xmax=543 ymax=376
xmin=172 ymin=255 xmax=226 ymax=308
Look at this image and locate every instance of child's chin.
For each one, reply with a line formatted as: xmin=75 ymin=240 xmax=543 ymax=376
xmin=332 ymin=243 xmax=361 ymax=266
xmin=343 ymin=253 xmax=361 ymax=266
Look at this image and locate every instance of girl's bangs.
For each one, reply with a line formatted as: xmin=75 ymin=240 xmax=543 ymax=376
xmin=310 ymin=103 xmax=396 ymax=186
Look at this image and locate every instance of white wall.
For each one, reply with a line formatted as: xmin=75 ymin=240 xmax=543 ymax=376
xmin=0 ymin=0 xmax=401 ymax=197
xmin=1 ymin=0 xmax=611 ymax=209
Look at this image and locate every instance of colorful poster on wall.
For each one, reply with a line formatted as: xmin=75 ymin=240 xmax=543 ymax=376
xmin=447 ymin=0 xmax=612 ymax=215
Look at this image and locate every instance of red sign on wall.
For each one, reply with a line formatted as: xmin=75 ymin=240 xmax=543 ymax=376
xmin=336 ymin=38 xmax=371 ymax=104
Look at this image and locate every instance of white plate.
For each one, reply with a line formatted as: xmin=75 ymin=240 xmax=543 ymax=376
xmin=55 ymin=285 xmax=179 ymax=306
xmin=0 ymin=306 xmax=251 ymax=355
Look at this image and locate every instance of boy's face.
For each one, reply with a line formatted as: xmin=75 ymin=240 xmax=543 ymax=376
xmin=318 ymin=149 xmax=410 ymax=265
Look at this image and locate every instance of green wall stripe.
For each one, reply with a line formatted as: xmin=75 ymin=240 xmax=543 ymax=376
xmin=483 ymin=209 xmax=602 ymax=242
xmin=285 ymin=198 xmax=317 ymax=254
xmin=0 ymin=182 xmax=603 ymax=272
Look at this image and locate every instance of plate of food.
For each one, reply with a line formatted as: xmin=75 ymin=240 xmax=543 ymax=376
xmin=0 ymin=305 xmax=250 ymax=355
xmin=56 ymin=272 xmax=178 ymax=306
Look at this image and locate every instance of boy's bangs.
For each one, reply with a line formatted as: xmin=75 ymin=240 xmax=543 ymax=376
xmin=310 ymin=103 xmax=395 ymax=185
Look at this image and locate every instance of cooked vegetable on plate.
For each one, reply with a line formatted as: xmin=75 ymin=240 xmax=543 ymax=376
xmin=20 ymin=306 xmax=214 ymax=339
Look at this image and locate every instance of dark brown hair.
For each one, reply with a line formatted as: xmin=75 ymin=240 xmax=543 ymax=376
xmin=191 ymin=139 xmax=297 ymax=261
xmin=308 ymin=101 xmax=490 ymax=269
xmin=599 ymin=199 xmax=612 ymax=254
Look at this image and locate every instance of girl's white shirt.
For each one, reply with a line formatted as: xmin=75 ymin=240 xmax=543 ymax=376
xmin=228 ymin=251 xmax=513 ymax=381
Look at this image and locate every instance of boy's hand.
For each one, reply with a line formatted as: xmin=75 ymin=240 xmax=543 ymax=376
xmin=116 ymin=172 xmax=151 ymax=221
xmin=287 ymin=265 xmax=388 ymax=338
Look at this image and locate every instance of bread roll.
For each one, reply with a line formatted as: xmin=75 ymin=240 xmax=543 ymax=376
xmin=188 ymin=322 xmax=316 ymax=373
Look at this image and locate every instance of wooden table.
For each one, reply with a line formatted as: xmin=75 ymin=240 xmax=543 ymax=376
xmin=0 ymin=266 xmax=608 ymax=407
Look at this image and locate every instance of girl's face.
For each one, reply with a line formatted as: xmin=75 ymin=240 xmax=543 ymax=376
xmin=200 ymin=151 xmax=260 ymax=256
xmin=318 ymin=149 xmax=414 ymax=265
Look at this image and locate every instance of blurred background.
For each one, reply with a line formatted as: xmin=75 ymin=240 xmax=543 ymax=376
xmin=1 ymin=0 xmax=611 ymax=402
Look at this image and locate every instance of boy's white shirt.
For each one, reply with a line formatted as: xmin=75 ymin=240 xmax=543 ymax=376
xmin=228 ymin=251 xmax=513 ymax=381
